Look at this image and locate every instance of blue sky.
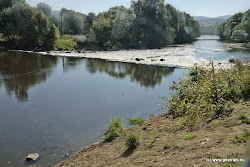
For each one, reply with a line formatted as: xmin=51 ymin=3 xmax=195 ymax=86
xmin=26 ymin=0 xmax=250 ymax=17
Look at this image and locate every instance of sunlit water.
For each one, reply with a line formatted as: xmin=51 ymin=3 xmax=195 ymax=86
xmin=0 ymin=36 xmax=249 ymax=167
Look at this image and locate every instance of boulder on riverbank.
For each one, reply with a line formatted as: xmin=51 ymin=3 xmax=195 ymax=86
xmin=26 ymin=153 xmax=39 ymax=161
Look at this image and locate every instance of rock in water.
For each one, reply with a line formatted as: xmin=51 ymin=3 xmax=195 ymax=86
xmin=26 ymin=153 xmax=39 ymax=161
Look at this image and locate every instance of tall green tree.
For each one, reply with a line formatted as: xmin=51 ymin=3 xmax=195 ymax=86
xmin=0 ymin=2 xmax=58 ymax=50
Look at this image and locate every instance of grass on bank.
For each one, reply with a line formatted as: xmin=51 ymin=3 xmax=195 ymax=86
xmin=237 ymin=113 xmax=250 ymax=124
xmin=125 ymin=134 xmax=140 ymax=150
xmin=233 ymin=130 xmax=250 ymax=144
xmin=103 ymin=117 xmax=124 ymax=143
xmin=184 ymin=132 xmax=195 ymax=140
xmin=128 ymin=118 xmax=145 ymax=126
xmin=54 ymin=35 xmax=78 ymax=51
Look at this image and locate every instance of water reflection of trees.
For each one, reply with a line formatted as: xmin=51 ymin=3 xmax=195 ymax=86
xmin=0 ymin=52 xmax=58 ymax=102
xmin=85 ymin=59 xmax=175 ymax=88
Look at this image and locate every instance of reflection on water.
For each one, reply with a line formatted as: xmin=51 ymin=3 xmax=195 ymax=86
xmin=85 ymin=59 xmax=174 ymax=88
xmin=0 ymin=52 xmax=174 ymax=102
xmin=0 ymin=52 xmax=58 ymax=102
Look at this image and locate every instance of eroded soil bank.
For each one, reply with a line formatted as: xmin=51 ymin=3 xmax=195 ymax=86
xmin=57 ymin=102 xmax=250 ymax=167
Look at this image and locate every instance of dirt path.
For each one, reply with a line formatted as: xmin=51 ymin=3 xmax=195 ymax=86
xmin=57 ymin=102 xmax=250 ymax=167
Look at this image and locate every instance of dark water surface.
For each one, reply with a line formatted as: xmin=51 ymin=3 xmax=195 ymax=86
xmin=0 ymin=52 xmax=185 ymax=167
xmin=0 ymin=36 xmax=249 ymax=167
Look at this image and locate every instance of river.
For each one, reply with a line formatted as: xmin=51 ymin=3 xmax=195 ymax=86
xmin=0 ymin=35 xmax=249 ymax=167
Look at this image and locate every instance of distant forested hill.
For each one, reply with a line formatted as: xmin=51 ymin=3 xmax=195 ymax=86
xmin=217 ymin=9 xmax=250 ymax=43
xmin=193 ymin=15 xmax=231 ymax=35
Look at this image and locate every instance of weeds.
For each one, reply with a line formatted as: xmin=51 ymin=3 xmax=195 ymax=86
xmin=184 ymin=132 xmax=195 ymax=140
xmin=237 ymin=113 xmax=250 ymax=124
xmin=211 ymin=122 xmax=220 ymax=130
xmin=160 ymin=61 xmax=250 ymax=127
xmin=128 ymin=118 xmax=145 ymax=126
xmin=163 ymin=144 xmax=171 ymax=149
xmin=233 ymin=130 xmax=250 ymax=144
xmin=125 ymin=134 xmax=140 ymax=150
xmin=103 ymin=117 xmax=123 ymax=143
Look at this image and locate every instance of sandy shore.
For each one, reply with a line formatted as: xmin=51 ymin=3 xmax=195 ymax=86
xmin=56 ymin=102 xmax=250 ymax=167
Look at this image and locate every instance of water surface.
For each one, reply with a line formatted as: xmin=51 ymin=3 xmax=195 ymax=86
xmin=0 ymin=36 xmax=249 ymax=167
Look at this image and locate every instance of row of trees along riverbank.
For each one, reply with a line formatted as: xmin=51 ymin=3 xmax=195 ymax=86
xmin=217 ymin=9 xmax=250 ymax=43
xmin=0 ymin=0 xmax=201 ymax=51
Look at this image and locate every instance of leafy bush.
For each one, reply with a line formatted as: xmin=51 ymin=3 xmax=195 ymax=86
xmin=128 ymin=118 xmax=145 ymax=126
xmin=184 ymin=132 xmax=195 ymax=140
xmin=161 ymin=61 xmax=250 ymax=127
xmin=125 ymin=134 xmax=140 ymax=149
xmin=233 ymin=130 xmax=250 ymax=143
xmin=103 ymin=117 xmax=123 ymax=143
xmin=54 ymin=35 xmax=78 ymax=51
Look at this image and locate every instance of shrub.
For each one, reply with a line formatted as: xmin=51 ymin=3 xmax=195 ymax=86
xmin=184 ymin=132 xmax=195 ymax=140
xmin=103 ymin=117 xmax=123 ymax=143
xmin=125 ymin=134 xmax=140 ymax=149
xmin=160 ymin=61 xmax=250 ymax=127
xmin=233 ymin=130 xmax=250 ymax=143
xmin=128 ymin=118 xmax=145 ymax=126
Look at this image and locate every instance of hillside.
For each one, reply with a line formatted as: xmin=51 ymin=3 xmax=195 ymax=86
xmin=193 ymin=15 xmax=231 ymax=35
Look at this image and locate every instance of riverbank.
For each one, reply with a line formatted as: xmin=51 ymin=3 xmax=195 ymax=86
xmin=57 ymin=101 xmax=250 ymax=167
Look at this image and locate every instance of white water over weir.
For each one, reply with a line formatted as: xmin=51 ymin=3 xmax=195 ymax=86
xmin=28 ymin=35 xmax=249 ymax=69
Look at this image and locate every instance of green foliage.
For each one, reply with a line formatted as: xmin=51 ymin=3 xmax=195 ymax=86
xmin=163 ymin=143 xmax=171 ymax=149
xmin=82 ymin=0 xmax=200 ymax=50
xmin=103 ymin=117 xmax=124 ymax=143
xmin=0 ymin=2 xmax=58 ymax=50
xmin=233 ymin=130 xmax=250 ymax=143
xmin=229 ymin=59 xmax=235 ymax=63
xmin=54 ymin=35 xmax=78 ymax=50
xmin=125 ymin=134 xmax=140 ymax=149
xmin=128 ymin=118 xmax=145 ymax=126
xmin=151 ymin=137 xmax=157 ymax=143
xmin=218 ymin=9 xmax=250 ymax=42
xmin=237 ymin=113 xmax=250 ymax=124
xmin=161 ymin=61 xmax=250 ymax=127
xmin=231 ymin=30 xmax=249 ymax=42
xmin=184 ymin=132 xmax=195 ymax=140
xmin=211 ymin=122 xmax=220 ymax=130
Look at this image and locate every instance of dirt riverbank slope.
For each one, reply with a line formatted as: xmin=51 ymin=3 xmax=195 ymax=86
xmin=57 ymin=102 xmax=250 ymax=167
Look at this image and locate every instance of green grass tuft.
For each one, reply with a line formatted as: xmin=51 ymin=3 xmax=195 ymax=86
xmin=184 ymin=132 xmax=195 ymax=140
xmin=125 ymin=134 xmax=140 ymax=149
xmin=237 ymin=113 xmax=250 ymax=124
xmin=163 ymin=144 xmax=171 ymax=149
xmin=103 ymin=117 xmax=123 ymax=143
xmin=128 ymin=118 xmax=145 ymax=126
xmin=233 ymin=130 xmax=250 ymax=144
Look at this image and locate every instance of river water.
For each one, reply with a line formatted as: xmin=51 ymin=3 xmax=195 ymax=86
xmin=0 ymin=36 xmax=249 ymax=167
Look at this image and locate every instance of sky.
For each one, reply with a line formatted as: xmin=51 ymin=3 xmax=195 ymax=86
xmin=26 ymin=0 xmax=250 ymax=17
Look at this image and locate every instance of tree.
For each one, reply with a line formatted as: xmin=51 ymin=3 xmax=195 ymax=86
xmin=231 ymin=29 xmax=249 ymax=42
xmin=0 ymin=2 xmax=58 ymax=50
xmin=37 ymin=3 xmax=52 ymax=16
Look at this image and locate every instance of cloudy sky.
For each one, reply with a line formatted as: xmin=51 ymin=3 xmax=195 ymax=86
xmin=26 ymin=0 xmax=250 ymax=17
